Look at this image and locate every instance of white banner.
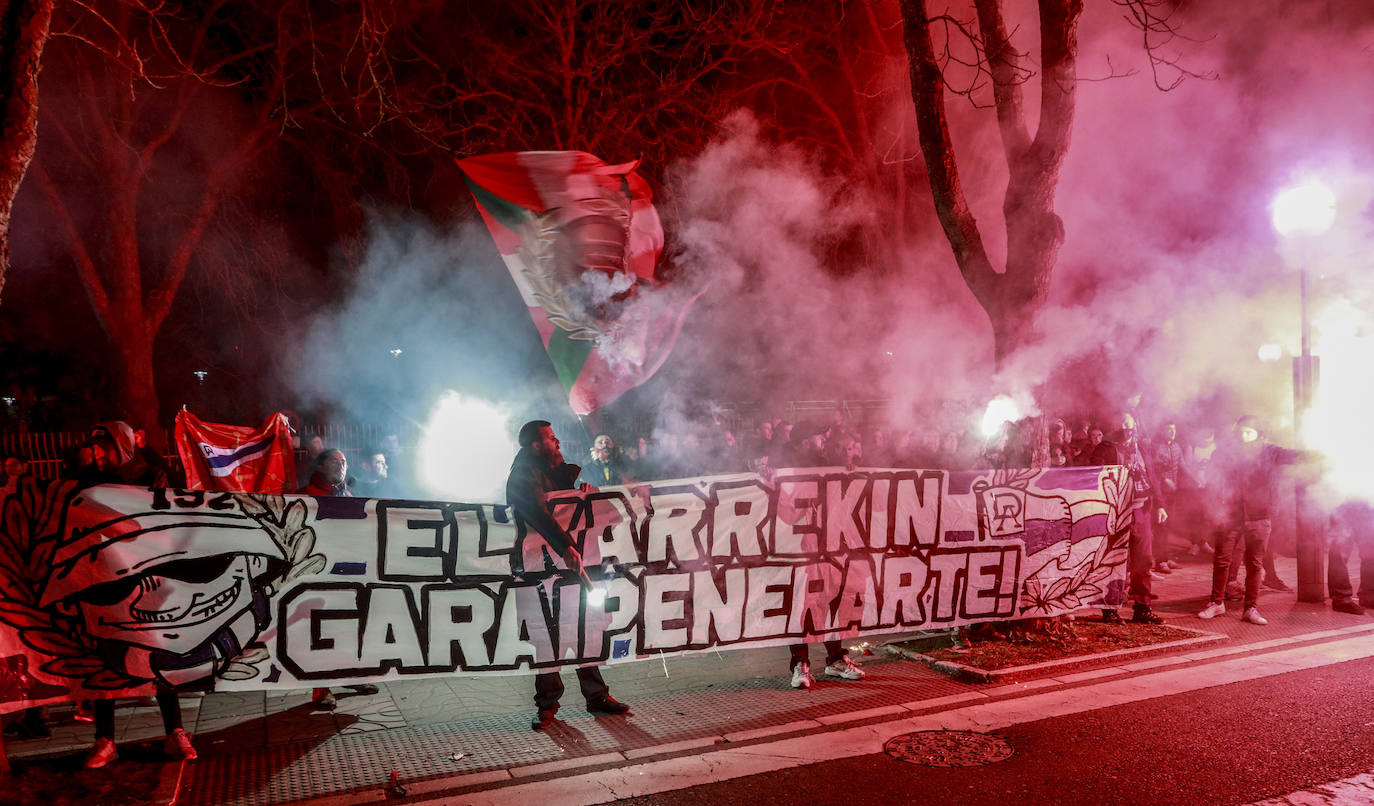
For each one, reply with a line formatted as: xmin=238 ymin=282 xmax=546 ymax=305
xmin=0 ymin=465 xmax=1132 ymax=711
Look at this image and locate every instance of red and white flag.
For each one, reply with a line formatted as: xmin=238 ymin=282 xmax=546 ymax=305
xmin=174 ymin=409 xmax=296 ymax=493
xmin=459 ymin=151 xmax=697 ymax=415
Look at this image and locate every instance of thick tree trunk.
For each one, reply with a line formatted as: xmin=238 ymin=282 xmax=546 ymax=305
xmin=899 ymin=0 xmax=1081 ymax=367
xmin=0 ymin=0 xmax=54 ymax=305
xmin=115 ymin=325 xmax=161 ymax=435
xmin=989 ymin=298 xmax=1044 ymax=365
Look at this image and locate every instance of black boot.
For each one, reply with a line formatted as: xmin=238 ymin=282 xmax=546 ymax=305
xmin=1132 ymin=603 xmax=1164 ymax=624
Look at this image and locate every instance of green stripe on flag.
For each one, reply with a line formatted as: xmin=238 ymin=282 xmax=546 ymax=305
xmin=463 ymin=176 xmax=534 ymax=233
xmin=547 ymin=327 xmax=594 ymax=393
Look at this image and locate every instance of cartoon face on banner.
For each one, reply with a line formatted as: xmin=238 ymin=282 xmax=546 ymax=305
xmin=55 ymin=554 xmax=273 ymax=655
xmin=0 ymin=483 xmax=319 ymax=694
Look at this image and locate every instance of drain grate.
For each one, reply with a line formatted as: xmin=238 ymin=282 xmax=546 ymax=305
xmin=883 ymin=730 xmax=1013 ymax=766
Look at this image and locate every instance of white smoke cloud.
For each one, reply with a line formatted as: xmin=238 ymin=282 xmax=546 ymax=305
xmin=285 ymin=210 xmax=563 ymax=434
xmin=286 ymin=0 xmax=1374 ymax=486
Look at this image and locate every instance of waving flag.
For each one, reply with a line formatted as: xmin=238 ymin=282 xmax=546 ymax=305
xmin=459 ymin=151 xmax=697 ymax=414
xmin=174 ymin=409 xmax=296 ymax=493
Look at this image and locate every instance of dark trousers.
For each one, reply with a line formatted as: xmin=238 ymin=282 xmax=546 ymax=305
xmin=1154 ymin=491 xmax=1175 ymax=562
xmin=790 ymin=641 xmax=843 ymax=669
xmin=1211 ymin=519 xmax=1270 ymax=610
xmin=1329 ymin=531 xmax=1374 ymax=606
xmin=1224 ymin=527 xmax=1280 ymax=586
xmin=93 ymin=687 xmax=183 ymax=740
xmin=1178 ymin=488 xmax=1214 ymax=548
xmin=1127 ymin=507 xmax=1155 ymax=605
xmin=533 ymin=667 xmax=609 ymax=711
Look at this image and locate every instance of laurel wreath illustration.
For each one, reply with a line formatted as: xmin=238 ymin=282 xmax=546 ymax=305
xmin=0 ymin=481 xmax=325 ymax=689
xmin=516 ymin=203 xmax=639 ymax=344
xmin=0 ymin=479 xmax=137 ymax=690
xmin=216 ymin=493 xmax=327 ymax=681
xmin=518 ymin=211 xmax=605 ymax=341
xmin=1009 ymin=466 xmax=1134 ymax=616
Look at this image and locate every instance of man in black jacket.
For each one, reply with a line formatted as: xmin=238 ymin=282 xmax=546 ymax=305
xmin=507 ymin=420 xmax=629 ymax=730
xmin=1198 ymin=416 xmax=1307 ymax=626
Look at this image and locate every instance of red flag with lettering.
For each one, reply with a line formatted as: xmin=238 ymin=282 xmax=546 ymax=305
xmin=174 ymin=410 xmax=296 ymax=493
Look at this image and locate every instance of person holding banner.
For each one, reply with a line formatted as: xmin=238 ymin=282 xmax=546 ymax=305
xmin=303 ymin=449 xmax=352 ymax=497
xmin=507 ymin=420 xmax=630 ymax=730
xmin=1091 ymin=413 xmax=1167 ymax=625
xmin=298 ymin=447 xmax=380 ymax=710
xmin=788 ymin=437 xmax=867 ymax=690
xmin=62 ymin=422 xmax=195 ymax=768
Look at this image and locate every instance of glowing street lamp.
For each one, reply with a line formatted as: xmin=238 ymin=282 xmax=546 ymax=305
xmin=1271 ymin=181 xmax=1336 ymax=238
xmin=1271 ymin=179 xmax=1335 ymax=604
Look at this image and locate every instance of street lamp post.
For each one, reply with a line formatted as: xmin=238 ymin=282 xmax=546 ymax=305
xmin=1271 ymin=181 xmax=1335 ymax=604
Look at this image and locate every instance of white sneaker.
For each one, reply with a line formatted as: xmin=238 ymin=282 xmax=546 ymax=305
xmin=823 ymin=656 xmax=866 ymax=681
xmin=1167 ymin=559 xmax=1182 ymax=570
xmin=1197 ymin=602 xmax=1226 ymax=619
xmin=1243 ymin=607 xmax=1268 ymax=625
xmin=790 ymin=661 xmax=813 ymax=689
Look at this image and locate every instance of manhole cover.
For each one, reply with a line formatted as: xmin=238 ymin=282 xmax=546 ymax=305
xmin=883 ymin=730 xmax=1014 ymax=766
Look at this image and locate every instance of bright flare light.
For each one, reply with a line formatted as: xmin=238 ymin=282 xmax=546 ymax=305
xmin=1257 ymin=344 xmax=1283 ymax=362
xmin=1303 ymin=300 xmax=1374 ymax=503
xmin=981 ymin=395 xmax=1021 ymax=438
xmin=1272 ymin=181 xmax=1336 ymax=237
xmin=417 ymin=391 xmax=517 ymax=503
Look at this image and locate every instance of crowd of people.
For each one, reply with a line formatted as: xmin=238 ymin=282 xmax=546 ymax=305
xmin=560 ymin=403 xmax=1367 ymax=633
xmin=2 ymin=400 xmax=1371 ymax=767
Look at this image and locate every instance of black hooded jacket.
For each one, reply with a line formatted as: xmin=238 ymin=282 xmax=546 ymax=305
xmin=505 ymin=447 xmax=582 ymax=555
xmin=67 ymin=420 xmax=167 ymax=487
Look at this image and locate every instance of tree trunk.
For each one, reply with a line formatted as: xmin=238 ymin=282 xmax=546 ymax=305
xmin=899 ymin=0 xmax=1082 ymax=367
xmin=116 ymin=324 xmax=161 ymax=435
xmin=0 ymin=0 xmax=54 ymax=305
xmin=990 ymin=300 xmax=1043 ymax=365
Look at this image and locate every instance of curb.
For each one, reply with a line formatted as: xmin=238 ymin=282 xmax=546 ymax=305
xmin=887 ymin=624 xmax=1227 ymax=683
xmin=183 ymin=620 xmax=1374 ymax=806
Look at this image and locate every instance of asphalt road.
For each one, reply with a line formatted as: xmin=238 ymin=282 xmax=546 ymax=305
xmin=614 ymin=654 xmax=1374 ymax=806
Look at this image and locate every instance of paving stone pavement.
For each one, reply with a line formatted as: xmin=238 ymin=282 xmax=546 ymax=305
xmin=5 ymin=546 xmax=1372 ymax=805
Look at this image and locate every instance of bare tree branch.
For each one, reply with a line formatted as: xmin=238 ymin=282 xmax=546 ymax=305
xmin=1114 ymin=0 xmax=1216 ymax=91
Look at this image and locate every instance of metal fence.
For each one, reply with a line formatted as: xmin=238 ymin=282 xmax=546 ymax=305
xmin=1 ymin=400 xmax=896 ymax=481
xmin=2 ymin=422 xmax=423 ymax=481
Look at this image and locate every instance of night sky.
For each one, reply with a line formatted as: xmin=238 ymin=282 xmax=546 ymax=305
xmin=3 ymin=0 xmax=1373 ymax=495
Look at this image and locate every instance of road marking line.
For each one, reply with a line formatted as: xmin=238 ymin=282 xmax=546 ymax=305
xmin=443 ymin=633 xmax=1374 ymax=806
xmin=1246 ymin=771 xmax=1374 ymax=805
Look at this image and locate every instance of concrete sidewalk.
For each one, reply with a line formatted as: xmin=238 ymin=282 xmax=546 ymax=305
xmin=6 ymin=547 xmax=1372 ymax=805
